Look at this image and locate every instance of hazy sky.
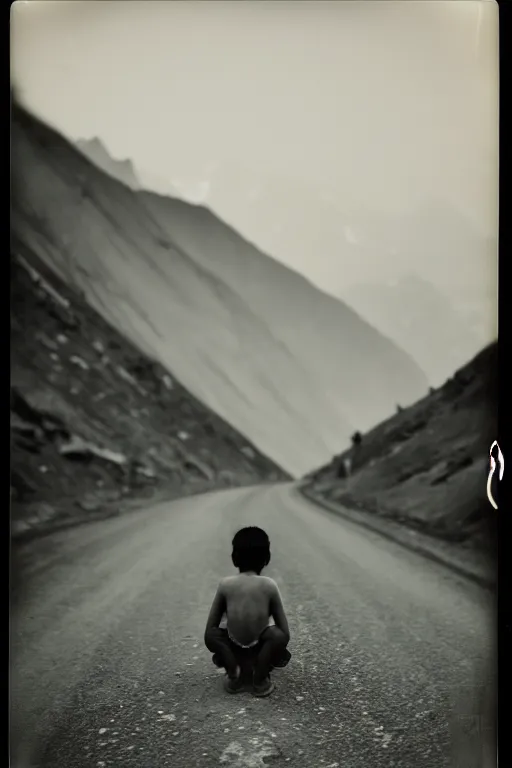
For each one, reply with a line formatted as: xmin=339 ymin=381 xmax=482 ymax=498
xmin=11 ymin=0 xmax=498 ymax=282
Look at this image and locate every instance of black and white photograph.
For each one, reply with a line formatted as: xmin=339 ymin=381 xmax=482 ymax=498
xmin=10 ymin=1 xmax=499 ymax=766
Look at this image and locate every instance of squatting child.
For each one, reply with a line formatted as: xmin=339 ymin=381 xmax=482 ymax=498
xmin=204 ymin=526 xmax=291 ymax=696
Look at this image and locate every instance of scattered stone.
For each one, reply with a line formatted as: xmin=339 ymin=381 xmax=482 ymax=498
xmin=78 ymin=497 xmax=102 ymax=512
xmin=178 ymin=431 xmax=190 ymax=441
xmin=32 ymin=503 xmax=58 ymax=523
xmin=135 ymin=464 xmax=156 ymax=479
xmin=93 ymin=340 xmax=106 ymax=354
xmin=59 ymin=436 xmax=127 ymax=466
xmin=37 ymin=333 xmax=59 ymax=352
xmin=116 ymin=366 xmax=138 ymax=386
xmin=11 ymin=412 xmax=44 ymax=443
xmin=56 ymin=334 xmax=68 ymax=344
xmin=162 ymin=374 xmax=173 ymax=390
xmin=70 ymin=356 xmax=89 ymax=371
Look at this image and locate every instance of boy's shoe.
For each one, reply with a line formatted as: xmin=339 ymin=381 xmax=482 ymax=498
xmin=252 ymin=676 xmax=275 ymax=697
xmin=223 ymin=674 xmax=244 ymax=694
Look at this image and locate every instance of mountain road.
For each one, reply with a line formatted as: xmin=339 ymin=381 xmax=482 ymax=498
xmin=11 ymin=484 xmax=495 ymax=767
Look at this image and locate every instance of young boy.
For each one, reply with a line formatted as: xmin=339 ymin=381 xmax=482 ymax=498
xmin=204 ymin=526 xmax=291 ymax=697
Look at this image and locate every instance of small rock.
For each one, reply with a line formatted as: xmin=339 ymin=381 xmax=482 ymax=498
xmin=56 ymin=334 xmax=68 ymax=345
xmin=135 ymin=464 xmax=156 ymax=479
xmin=70 ymin=355 xmax=89 ymax=371
xmin=37 ymin=333 xmax=59 ymax=351
xmin=79 ymin=497 xmax=101 ymax=512
xmin=93 ymin=340 xmax=105 ymax=354
xmin=116 ymin=366 xmax=138 ymax=386
xmin=59 ymin=436 xmax=127 ymax=466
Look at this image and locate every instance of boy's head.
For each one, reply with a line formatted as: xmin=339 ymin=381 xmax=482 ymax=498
xmin=232 ymin=526 xmax=270 ymax=574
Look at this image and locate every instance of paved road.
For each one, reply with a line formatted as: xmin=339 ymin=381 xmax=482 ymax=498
xmin=11 ymin=484 xmax=495 ymax=768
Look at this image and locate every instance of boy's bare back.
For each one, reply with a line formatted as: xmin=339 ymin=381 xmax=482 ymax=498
xmin=205 ymin=526 xmax=290 ymax=662
xmin=222 ymin=574 xmax=274 ymax=646
xmin=213 ymin=574 xmax=289 ymax=647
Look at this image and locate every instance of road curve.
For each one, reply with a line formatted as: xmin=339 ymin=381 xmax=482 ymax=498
xmin=11 ymin=484 xmax=495 ymax=767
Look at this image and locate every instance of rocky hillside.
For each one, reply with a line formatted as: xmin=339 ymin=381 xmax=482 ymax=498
xmin=10 ymin=247 xmax=288 ymax=539
xmin=302 ymin=342 xmax=497 ymax=553
xmin=11 ymin=102 xmax=429 ymax=477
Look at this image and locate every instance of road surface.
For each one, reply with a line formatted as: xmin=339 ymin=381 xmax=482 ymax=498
xmin=11 ymin=484 xmax=495 ymax=767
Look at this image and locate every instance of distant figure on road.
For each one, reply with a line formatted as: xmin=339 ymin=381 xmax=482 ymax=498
xmin=204 ymin=526 xmax=291 ymax=697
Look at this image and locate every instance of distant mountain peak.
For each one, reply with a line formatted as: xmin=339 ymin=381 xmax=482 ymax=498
xmin=75 ymin=136 xmax=140 ymax=191
xmin=77 ymin=136 xmax=104 ymax=150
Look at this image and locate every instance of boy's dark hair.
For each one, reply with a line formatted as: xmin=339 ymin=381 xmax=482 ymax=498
xmin=232 ymin=526 xmax=270 ymax=574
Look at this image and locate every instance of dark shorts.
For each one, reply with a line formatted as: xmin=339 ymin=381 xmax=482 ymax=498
xmin=210 ymin=627 xmax=291 ymax=670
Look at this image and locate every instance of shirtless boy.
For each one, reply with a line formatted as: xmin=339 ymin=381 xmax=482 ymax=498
xmin=204 ymin=526 xmax=291 ymax=696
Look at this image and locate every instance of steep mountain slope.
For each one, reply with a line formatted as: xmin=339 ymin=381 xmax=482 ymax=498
xmin=76 ymin=137 xmax=140 ymax=190
xmin=340 ymin=273 xmax=483 ymax=387
xmin=10 ymin=247 xmax=287 ymax=538
xmin=11 ymin=103 xmax=429 ymax=476
xmin=303 ymin=342 xmax=497 ymax=553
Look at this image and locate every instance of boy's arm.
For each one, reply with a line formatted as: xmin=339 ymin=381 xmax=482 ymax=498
xmin=269 ymin=582 xmax=290 ymax=642
xmin=204 ymin=581 xmax=226 ymax=635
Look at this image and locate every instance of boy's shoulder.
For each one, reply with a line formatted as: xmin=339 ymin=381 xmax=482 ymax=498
xmin=260 ymin=575 xmax=278 ymax=591
xmin=219 ymin=574 xmax=277 ymax=591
